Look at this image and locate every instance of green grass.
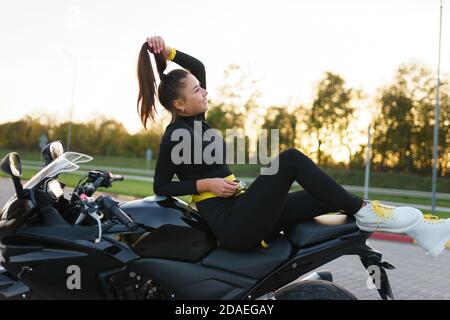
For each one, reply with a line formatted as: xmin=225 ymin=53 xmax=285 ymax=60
xmin=325 ymin=167 xmax=450 ymax=194
xmin=0 ymin=169 xmax=189 ymax=202
xmin=2 ymin=167 xmax=449 ymax=218
xmin=353 ymin=193 xmax=450 ymax=208
xmin=290 ymin=184 xmax=450 ymax=207
xmin=2 ymin=148 xmax=449 ymax=214
xmin=0 ymin=148 xmax=156 ymax=170
xmin=2 ymin=148 xmax=448 ymax=193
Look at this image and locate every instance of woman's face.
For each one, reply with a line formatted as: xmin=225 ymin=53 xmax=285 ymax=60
xmin=175 ymin=74 xmax=208 ymax=116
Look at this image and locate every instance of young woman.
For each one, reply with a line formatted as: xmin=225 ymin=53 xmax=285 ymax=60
xmin=136 ymin=35 xmax=450 ymax=258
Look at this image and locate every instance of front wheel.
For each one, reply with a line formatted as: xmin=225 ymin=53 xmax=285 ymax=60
xmin=275 ymin=280 xmax=357 ymax=300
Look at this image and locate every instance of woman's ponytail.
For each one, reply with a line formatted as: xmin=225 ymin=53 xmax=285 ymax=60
xmin=137 ymin=42 xmax=167 ymax=129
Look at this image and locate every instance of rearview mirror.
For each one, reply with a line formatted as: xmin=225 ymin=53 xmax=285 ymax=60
xmin=41 ymin=141 xmax=65 ymax=166
xmin=1 ymin=152 xmax=22 ymax=178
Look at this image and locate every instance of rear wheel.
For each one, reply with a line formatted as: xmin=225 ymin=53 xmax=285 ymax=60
xmin=275 ymin=280 xmax=357 ymax=300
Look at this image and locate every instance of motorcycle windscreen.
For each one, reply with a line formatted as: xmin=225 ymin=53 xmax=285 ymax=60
xmin=23 ymin=152 xmax=93 ymax=189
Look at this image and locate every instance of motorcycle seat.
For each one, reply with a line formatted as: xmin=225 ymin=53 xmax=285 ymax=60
xmin=285 ymin=214 xmax=359 ymax=248
xmin=201 ymin=235 xmax=292 ymax=279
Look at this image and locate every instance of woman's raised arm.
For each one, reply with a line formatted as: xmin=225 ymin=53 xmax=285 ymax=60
xmin=147 ymin=36 xmax=206 ymax=90
xmin=168 ymin=48 xmax=206 ymax=90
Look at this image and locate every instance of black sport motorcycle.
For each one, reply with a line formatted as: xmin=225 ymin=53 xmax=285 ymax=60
xmin=0 ymin=141 xmax=395 ymax=300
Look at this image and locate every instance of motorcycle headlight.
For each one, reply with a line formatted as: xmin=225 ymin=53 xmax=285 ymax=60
xmin=45 ymin=179 xmax=64 ymax=200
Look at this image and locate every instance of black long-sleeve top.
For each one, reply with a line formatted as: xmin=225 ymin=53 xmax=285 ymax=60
xmin=153 ymin=50 xmax=232 ymax=196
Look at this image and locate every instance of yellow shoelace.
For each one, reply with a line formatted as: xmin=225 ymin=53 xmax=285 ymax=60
xmin=371 ymin=200 xmax=395 ymax=224
xmin=423 ymin=213 xmax=444 ymax=224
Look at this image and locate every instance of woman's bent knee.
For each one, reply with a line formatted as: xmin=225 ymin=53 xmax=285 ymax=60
xmin=280 ymin=148 xmax=308 ymax=161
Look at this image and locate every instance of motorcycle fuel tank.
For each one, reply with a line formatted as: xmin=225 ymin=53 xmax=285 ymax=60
xmin=119 ymin=196 xmax=210 ymax=231
xmin=119 ymin=196 xmax=217 ymax=262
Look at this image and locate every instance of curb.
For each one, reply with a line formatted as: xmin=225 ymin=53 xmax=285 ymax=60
xmin=369 ymin=232 xmax=414 ymax=243
xmin=369 ymin=232 xmax=450 ymax=249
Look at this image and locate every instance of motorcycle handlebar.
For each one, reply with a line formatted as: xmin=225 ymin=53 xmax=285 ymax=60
xmin=101 ymin=196 xmax=137 ymax=231
xmin=110 ymin=174 xmax=124 ymax=182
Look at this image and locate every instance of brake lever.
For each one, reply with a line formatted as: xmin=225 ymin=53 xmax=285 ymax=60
xmin=74 ymin=195 xmax=104 ymax=243
xmin=87 ymin=206 xmax=103 ymax=244
xmin=74 ymin=194 xmax=92 ymax=225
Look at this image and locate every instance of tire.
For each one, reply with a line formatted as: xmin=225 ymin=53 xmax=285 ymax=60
xmin=275 ymin=280 xmax=357 ymax=300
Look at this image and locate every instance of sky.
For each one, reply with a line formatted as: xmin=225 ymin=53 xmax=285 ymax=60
xmin=0 ymin=0 xmax=448 ymax=134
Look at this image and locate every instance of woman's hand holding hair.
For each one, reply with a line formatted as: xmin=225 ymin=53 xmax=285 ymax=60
xmin=146 ymin=36 xmax=171 ymax=58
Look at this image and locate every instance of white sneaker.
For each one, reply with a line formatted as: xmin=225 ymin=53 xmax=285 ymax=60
xmin=354 ymin=200 xmax=422 ymax=233
xmin=406 ymin=214 xmax=450 ymax=258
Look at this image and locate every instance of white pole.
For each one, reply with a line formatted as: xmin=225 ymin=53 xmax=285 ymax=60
xmin=67 ymin=59 xmax=78 ymax=151
xmin=62 ymin=48 xmax=90 ymax=151
xmin=364 ymin=122 xmax=372 ymax=199
xmin=432 ymin=0 xmax=443 ymax=214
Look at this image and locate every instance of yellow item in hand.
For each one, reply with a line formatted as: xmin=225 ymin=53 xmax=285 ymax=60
xmin=261 ymin=240 xmax=270 ymax=248
xmin=190 ymin=174 xmax=245 ymax=204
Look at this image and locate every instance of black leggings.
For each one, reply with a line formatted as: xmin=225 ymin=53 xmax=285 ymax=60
xmin=197 ymin=148 xmax=363 ymax=250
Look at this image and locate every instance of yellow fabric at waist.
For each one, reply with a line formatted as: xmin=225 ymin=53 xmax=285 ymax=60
xmin=191 ymin=174 xmax=246 ymax=204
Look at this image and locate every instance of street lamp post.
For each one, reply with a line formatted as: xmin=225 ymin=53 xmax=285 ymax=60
xmin=62 ymin=48 xmax=90 ymax=151
xmin=431 ymin=0 xmax=444 ymax=214
xmin=364 ymin=121 xmax=372 ymax=200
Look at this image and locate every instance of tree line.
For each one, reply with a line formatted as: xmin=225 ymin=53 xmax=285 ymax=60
xmin=0 ymin=116 xmax=163 ymax=159
xmin=205 ymin=62 xmax=449 ymax=176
